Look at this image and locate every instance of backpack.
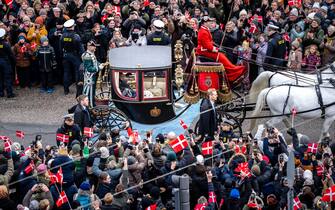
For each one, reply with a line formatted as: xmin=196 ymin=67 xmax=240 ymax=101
xmin=75 ymin=194 xmax=91 ymax=210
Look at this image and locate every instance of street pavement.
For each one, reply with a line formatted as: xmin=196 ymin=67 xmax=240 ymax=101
xmin=0 ymin=85 xmax=333 ymax=147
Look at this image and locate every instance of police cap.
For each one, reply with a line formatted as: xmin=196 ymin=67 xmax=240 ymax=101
xmin=0 ymin=28 xmax=5 ymax=38
xmin=64 ymin=19 xmax=75 ymax=28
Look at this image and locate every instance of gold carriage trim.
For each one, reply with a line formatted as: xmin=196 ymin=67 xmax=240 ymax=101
xmin=192 ymin=64 xmax=225 ymax=73
xmin=218 ymin=91 xmax=232 ymax=103
xmin=183 ymin=92 xmax=200 ymax=104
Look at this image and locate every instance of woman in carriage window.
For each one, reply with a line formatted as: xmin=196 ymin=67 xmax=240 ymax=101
xmin=119 ymin=73 xmax=136 ymax=98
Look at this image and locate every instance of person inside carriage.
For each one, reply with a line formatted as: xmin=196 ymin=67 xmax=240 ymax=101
xmin=196 ymin=16 xmax=246 ymax=85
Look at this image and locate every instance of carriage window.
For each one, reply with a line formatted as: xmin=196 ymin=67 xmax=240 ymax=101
xmin=143 ymin=71 xmax=167 ymax=99
xmin=115 ymin=72 xmax=138 ymax=99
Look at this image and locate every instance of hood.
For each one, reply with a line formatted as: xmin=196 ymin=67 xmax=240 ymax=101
xmin=296 ymin=21 xmax=305 ymax=31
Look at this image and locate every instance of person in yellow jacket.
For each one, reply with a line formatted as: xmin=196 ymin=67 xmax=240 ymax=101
xmin=27 ymin=16 xmax=48 ymax=50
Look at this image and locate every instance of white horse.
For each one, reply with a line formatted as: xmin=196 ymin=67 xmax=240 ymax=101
xmin=249 ymin=63 xmax=335 ymax=103
xmin=249 ymin=84 xmax=335 ymax=138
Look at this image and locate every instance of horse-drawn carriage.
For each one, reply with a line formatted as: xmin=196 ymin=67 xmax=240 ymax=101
xmin=90 ymin=44 xmax=248 ymax=134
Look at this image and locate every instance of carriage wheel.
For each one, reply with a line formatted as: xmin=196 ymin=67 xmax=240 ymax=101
xmin=219 ymin=90 xmax=246 ymax=126
xmin=91 ymin=105 xmax=130 ymax=132
xmin=193 ymin=112 xmax=243 ymax=137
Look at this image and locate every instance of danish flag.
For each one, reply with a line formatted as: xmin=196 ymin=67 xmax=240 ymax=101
xmin=249 ymin=24 xmax=257 ymax=34
xmin=56 ymin=191 xmax=68 ymax=207
xmin=291 ymin=107 xmax=297 ymax=117
xmin=145 ymin=203 xmax=157 ymax=210
xmin=4 ymin=140 xmax=11 ymax=152
xmin=5 ymin=0 xmax=13 ymax=8
xmin=24 ymin=161 xmax=35 ymax=174
xmin=317 ymin=165 xmax=324 ymax=176
xmin=283 ymin=33 xmax=291 ymax=42
xmin=293 ymin=196 xmax=302 ymax=210
xmin=322 ymin=185 xmax=335 ymax=202
xmin=219 ymin=198 xmax=224 ymax=208
xmin=194 ymin=203 xmax=207 ymax=210
xmin=84 ymin=127 xmax=93 ymax=138
xmin=288 ymin=0 xmax=301 ymax=7
xmin=307 ymin=143 xmax=318 ymax=154
xmin=16 ymin=130 xmax=24 ymax=139
xmin=21 ymin=146 xmax=31 ymax=157
xmin=235 ymin=162 xmax=251 ymax=178
xmin=56 ymin=133 xmax=69 ymax=143
xmin=143 ymin=0 xmax=150 ymax=6
xmin=249 ymin=15 xmax=263 ymax=24
xmin=179 ymin=119 xmax=188 ymax=130
xmin=20 ymin=45 xmax=27 ymax=53
xmin=30 ymin=42 xmax=37 ymax=50
xmin=49 ymin=167 xmax=63 ymax=184
xmin=208 ymin=191 xmax=216 ymax=203
xmin=235 ymin=145 xmax=247 ymax=154
xmin=0 ymin=136 xmax=10 ymax=141
xmin=169 ymin=134 xmax=188 ymax=153
xmin=202 ymin=141 xmax=213 ymax=156
xmin=288 ymin=0 xmax=295 ymax=6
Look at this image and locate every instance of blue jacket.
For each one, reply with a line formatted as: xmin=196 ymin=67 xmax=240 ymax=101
xmin=51 ymin=155 xmax=75 ymax=187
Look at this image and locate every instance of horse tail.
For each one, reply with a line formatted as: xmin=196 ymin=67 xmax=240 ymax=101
xmin=249 ymin=88 xmax=268 ymax=131
xmin=249 ymin=71 xmax=272 ymax=103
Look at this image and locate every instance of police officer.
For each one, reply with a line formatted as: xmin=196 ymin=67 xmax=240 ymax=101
xmin=147 ymin=20 xmax=171 ymax=46
xmin=264 ymin=23 xmax=286 ymax=70
xmin=0 ymin=29 xmax=15 ymax=98
xmin=56 ymin=113 xmax=82 ymax=148
xmin=60 ymin=19 xmax=84 ymax=95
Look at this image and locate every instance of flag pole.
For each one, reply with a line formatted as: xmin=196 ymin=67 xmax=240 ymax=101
xmin=54 ymin=183 xmax=73 ymax=210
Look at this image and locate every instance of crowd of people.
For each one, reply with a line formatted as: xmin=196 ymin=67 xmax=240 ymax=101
xmin=1 ymin=0 xmax=335 ymax=209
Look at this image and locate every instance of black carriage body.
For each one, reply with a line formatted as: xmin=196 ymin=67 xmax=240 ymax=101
xmin=109 ymin=46 xmax=175 ymax=124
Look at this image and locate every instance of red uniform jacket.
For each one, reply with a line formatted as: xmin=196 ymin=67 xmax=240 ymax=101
xmin=196 ymin=25 xmax=246 ymax=83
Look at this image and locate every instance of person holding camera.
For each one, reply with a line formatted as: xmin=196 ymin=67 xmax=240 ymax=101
xmin=262 ymin=127 xmax=288 ymax=166
xmin=22 ymin=183 xmax=54 ymax=208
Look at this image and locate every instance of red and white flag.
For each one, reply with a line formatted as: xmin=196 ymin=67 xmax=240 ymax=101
xmin=283 ymin=33 xmax=291 ymax=42
xmin=30 ymin=42 xmax=37 ymax=50
xmin=5 ymin=0 xmax=13 ymax=8
xmin=179 ymin=119 xmax=188 ymax=130
xmin=194 ymin=203 xmax=207 ymax=210
xmin=143 ymin=0 xmax=150 ymax=6
xmin=219 ymin=198 xmax=224 ymax=208
xmin=145 ymin=203 xmax=157 ymax=210
xmin=56 ymin=191 xmax=68 ymax=207
xmin=4 ymin=140 xmax=11 ymax=152
xmin=16 ymin=130 xmax=25 ymax=139
xmin=169 ymin=134 xmax=188 ymax=153
xmin=21 ymin=146 xmax=31 ymax=157
xmin=288 ymin=0 xmax=295 ymax=6
xmin=24 ymin=161 xmax=35 ymax=174
xmin=49 ymin=167 xmax=63 ymax=184
xmin=56 ymin=133 xmax=69 ymax=143
xmin=322 ymin=185 xmax=335 ymax=202
xmin=0 ymin=136 xmax=10 ymax=141
xmin=84 ymin=127 xmax=93 ymax=138
xmin=202 ymin=141 xmax=213 ymax=156
xmin=235 ymin=162 xmax=251 ymax=178
xmin=307 ymin=143 xmax=318 ymax=153
xmin=208 ymin=191 xmax=216 ymax=203
xmin=293 ymin=196 xmax=302 ymax=210
xmin=235 ymin=145 xmax=247 ymax=154
xmin=317 ymin=165 xmax=324 ymax=176
xmin=291 ymin=107 xmax=297 ymax=117
xmin=249 ymin=24 xmax=257 ymax=34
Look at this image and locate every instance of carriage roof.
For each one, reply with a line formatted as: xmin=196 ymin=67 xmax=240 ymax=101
xmin=108 ymin=46 xmax=172 ymax=70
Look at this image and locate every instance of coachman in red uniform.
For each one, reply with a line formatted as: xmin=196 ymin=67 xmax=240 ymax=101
xmin=196 ymin=16 xmax=246 ymax=83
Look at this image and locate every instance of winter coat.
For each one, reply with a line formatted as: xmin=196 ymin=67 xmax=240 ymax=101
xmin=50 ymin=184 xmax=78 ymax=210
xmin=126 ymin=153 xmax=146 ymax=187
xmin=51 ymin=155 xmax=75 ymax=186
xmin=254 ymin=42 xmax=268 ymax=66
xmin=0 ymin=198 xmax=16 ymax=210
xmin=74 ymin=104 xmax=94 ymax=132
xmin=92 ymin=157 xmax=122 ymax=191
xmin=263 ymin=136 xmax=288 ymax=166
xmin=56 ymin=123 xmax=82 ymax=148
xmin=289 ymin=21 xmax=305 ymax=42
xmin=27 ymin=25 xmax=48 ymax=47
xmin=287 ymin=48 xmax=303 ymax=70
xmin=35 ymin=45 xmax=56 ymax=72
xmin=303 ymin=26 xmax=324 ymax=48
xmin=322 ymin=35 xmax=335 ymax=65
xmin=302 ymin=53 xmax=321 ymax=71
xmin=208 ymin=3 xmax=224 ymax=23
xmin=13 ymin=43 xmax=32 ymax=67
xmin=22 ymin=189 xmax=54 ymax=208
xmin=111 ymin=192 xmax=130 ymax=210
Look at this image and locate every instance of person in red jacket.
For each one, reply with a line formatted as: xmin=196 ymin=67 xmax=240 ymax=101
xmin=196 ymin=16 xmax=246 ymax=84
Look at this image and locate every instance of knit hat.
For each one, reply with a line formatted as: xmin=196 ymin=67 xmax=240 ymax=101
xmin=40 ymin=36 xmax=48 ymax=44
xmin=239 ymin=9 xmax=247 ymax=17
xmin=321 ymin=6 xmax=328 ymax=12
xmin=71 ymin=144 xmax=81 ymax=155
xmin=307 ymin=12 xmax=316 ymax=20
xmin=313 ymin=2 xmax=320 ymax=8
xmin=155 ymin=133 xmax=165 ymax=144
xmin=100 ymin=147 xmax=109 ymax=159
xmin=291 ymin=39 xmax=300 ymax=48
xmin=167 ymin=151 xmax=177 ymax=162
xmin=313 ymin=17 xmax=321 ymax=25
xmin=37 ymin=163 xmax=47 ymax=173
xmin=127 ymin=155 xmax=136 ymax=165
xmin=35 ymin=16 xmax=44 ymax=25
xmin=230 ymin=188 xmax=240 ymax=199
xmin=79 ymin=181 xmax=91 ymax=190
xmin=290 ymin=8 xmax=299 ymax=17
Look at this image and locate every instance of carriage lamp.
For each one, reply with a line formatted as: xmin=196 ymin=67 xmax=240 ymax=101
xmin=175 ymin=64 xmax=184 ymax=89
xmin=174 ymin=40 xmax=183 ymax=62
